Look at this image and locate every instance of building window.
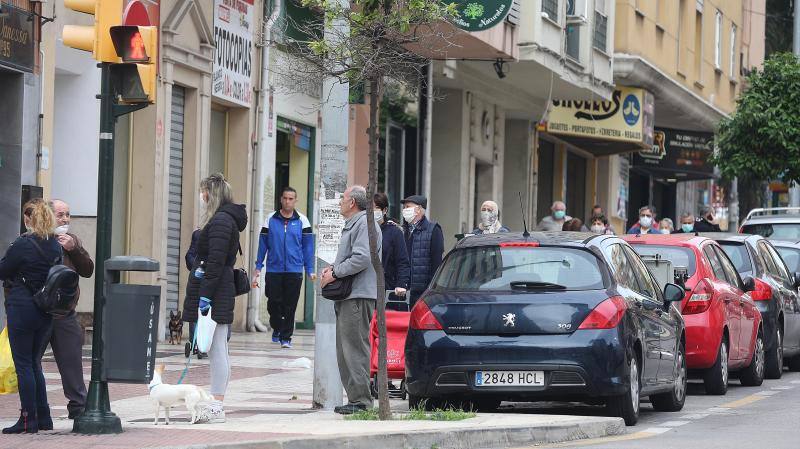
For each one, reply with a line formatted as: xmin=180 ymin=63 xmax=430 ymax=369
xmin=593 ymin=12 xmax=608 ymax=52
xmin=542 ymin=0 xmax=559 ymax=22
xmin=730 ymin=24 xmax=737 ymax=77
xmin=695 ymin=9 xmax=703 ymax=81
xmin=566 ymin=25 xmax=580 ymax=61
xmin=714 ymin=10 xmax=722 ymax=70
xmin=677 ymin=0 xmax=685 ymax=71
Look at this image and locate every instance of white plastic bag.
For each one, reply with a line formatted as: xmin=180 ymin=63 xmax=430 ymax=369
xmin=195 ymin=307 xmax=217 ymax=353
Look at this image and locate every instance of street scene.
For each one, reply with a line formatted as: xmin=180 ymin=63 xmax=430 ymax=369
xmin=1 ymin=0 xmax=800 ymax=448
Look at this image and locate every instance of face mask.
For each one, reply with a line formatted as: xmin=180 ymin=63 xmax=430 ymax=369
xmin=553 ymin=210 xmax=566 ymax=220
xmin=54 ymin=225 xmax=69 ymax=235
xmin=199 ymin=193 xmax=206 ymax=204
xmin=373 ymin=211 xmax=383 ymax=222
xmin=402 ymin=207 xmax=417 ymax=223
xmin=681 ymin=224 xmax=694 ymax=233
xmin=590 ymin=225 xmax=605 ymax=234
xmin=661 ymin=228 xmax=671 ymax=234
xmin=480 ymin=210 xmax=497 ymax=226
xmin=639 ymin=216 xmax=653 ymax=228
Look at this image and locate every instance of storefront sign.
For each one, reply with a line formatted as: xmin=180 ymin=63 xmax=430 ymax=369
xmin=0 ymin=4 xmax=34 ymax=72
xmin=633 ymin=128 xmax=714 ymax=180
xmin=546 ymin=87 xmax=655 ymax=149
xmin=212 ymin=0 xmax=254 ymax=107
xmin=451 ymin=0 xmax=514 ymax=32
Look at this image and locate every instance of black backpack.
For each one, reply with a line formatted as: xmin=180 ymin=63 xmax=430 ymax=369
xmin=21 ymin=237 xmax=79 ymax=318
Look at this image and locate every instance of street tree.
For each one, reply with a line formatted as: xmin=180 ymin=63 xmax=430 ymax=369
xmin=712 ymin=53 xmax=800 ymax=184
xmin=278 ymin=0 xmax=458 ymax=420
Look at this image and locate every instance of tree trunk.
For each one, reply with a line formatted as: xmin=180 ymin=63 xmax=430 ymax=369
xmin=366 ymin=75 xmax=390 ymax=420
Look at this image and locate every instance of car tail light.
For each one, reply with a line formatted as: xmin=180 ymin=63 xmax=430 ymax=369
xmin=750 ymin=278 xmax=772 ymax=301
xmin=578 ymin=296 xmax=627 ymax=330
xmin=409 ymin=300 xmax=443 ymax=330
xmin=683 ymin=279 xmax=713 ymax=314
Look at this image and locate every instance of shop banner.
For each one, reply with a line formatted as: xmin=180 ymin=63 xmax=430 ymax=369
xmin=633 ymin=128 xmax=714 ymax=179
xmin=0 ymin=4 xmax=34 ymax=72
xmin=451 ymin=0 xmax=514 ymax=32
xmin=546 ymin=87 xmax=655 ymax=148
xmin=212 ymin=0 xmax=254 ymax=107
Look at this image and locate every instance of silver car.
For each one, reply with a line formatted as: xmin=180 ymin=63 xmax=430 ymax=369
xmin=740 ymin=208 xmax=800 ymax=241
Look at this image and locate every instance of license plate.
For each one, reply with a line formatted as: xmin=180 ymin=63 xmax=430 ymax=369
xmin=475 ymin=371 xmax=545 ymax=387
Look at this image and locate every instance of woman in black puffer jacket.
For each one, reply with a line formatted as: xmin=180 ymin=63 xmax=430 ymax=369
xmin=183 ymin=173 xmax=247 ymax=424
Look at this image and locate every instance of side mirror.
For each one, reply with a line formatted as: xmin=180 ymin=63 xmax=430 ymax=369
xmin=663 ymin=283 xmax=685 ymax=303
xmin=742 ymin=276 xmax=756 ymax=293
xmin=794 ymin=272 xmax=800 ymax=289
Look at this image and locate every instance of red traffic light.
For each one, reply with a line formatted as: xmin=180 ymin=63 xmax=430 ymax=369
xmin=110 ymin=25 xmax=151 ymax=63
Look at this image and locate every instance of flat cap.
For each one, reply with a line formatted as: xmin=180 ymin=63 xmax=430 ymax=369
xmin=402 ymin=195 xmax=427 ymax=209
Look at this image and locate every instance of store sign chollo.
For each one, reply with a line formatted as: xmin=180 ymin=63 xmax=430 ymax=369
xmin=212 ymin=0 xmax=254 ymax=107
xmin=0 ymin=4 xmax=34 ymax=72
xmin=452 ymin=0 xmax=514 ymax=32
xmin=546 ymin=87 xmax=655 ymax=149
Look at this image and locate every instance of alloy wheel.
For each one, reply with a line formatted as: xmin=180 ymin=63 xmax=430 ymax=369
xmin=630 ymin=361 xmax=640 ymax=414
xmin=720 ymin=342 xmax=729 ymax=386
xmin=777 ymin=329 xmax=783 ymax=366
xmin=755 ymin=335 xmax=765 ymax=379
xmin=675 ymin=350 xmax=687 ymax=402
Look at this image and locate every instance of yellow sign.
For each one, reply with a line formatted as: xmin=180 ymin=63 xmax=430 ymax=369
xmin=546 ymin=87 xmax=655 ymax=148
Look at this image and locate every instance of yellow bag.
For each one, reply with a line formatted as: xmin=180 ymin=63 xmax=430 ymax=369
xmin=0 ymin=327 xmax=18 ymax=395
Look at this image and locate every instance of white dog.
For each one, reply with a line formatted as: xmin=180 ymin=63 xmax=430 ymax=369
xmin=149 ymin=364 xmax=214 ymax=425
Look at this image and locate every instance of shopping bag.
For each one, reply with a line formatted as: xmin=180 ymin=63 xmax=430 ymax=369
xmin=0 ymin=327 xmax=18 ymax=395
xmin=195 ymin=308 xmax=217 ymax=354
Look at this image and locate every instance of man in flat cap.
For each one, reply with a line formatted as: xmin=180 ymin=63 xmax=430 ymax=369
xmin=401 ymin=195 xmax=444 ymax=307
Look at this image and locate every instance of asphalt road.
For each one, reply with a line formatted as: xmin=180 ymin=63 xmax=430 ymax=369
xmin=508 ymin=370 xmax=800 ymax=449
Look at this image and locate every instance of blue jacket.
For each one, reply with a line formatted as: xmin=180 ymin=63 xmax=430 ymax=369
xmin=404 ymin=216 xmax=444 ymax=297
xmin=255 ymin=210 xmax=315 ymax=274
xmin=381 ymin=219 xmax=410 ymax=291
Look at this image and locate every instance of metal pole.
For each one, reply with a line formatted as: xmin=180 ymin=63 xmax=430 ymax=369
xmin=73 ymin=62 xmax=122 ymax=434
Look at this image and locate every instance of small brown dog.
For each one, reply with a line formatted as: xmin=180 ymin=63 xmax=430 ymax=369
xmin=169 ymin=310 xmax=183 ymax=345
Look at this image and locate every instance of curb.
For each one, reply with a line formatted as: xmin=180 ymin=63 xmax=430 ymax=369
xmin=170 ymin=417 xmax=626 ymax=449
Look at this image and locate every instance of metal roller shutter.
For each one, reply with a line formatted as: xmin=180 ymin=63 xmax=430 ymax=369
xmin=166 ymin=86 xmax=185 ymax=313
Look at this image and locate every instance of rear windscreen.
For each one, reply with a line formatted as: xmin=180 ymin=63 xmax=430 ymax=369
xmin=776 ymin=247 xmax=800 ymax=273
xmin=718 ymin=242 xmax=753 ymax=275
xmin=742 ymin=224 xmax=800 ymax=241
xmin=629 ymin=245 xmax=697 ymax=276
xmin=432 ymin=247 xmax=607 ymax=291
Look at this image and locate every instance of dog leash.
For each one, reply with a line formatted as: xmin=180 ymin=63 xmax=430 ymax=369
xmin=176 ymin=330 xmax=198 ymax=385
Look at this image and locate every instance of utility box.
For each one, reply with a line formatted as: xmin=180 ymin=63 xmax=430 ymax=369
xmin=102 ymin=256 xmax=161 ymax=383
xmin=640 ymin=254 xmax=674 ymax=291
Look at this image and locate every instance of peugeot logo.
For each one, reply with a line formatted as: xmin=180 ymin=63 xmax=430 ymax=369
xmin=502 ymin=313 xmax=516 ymax=327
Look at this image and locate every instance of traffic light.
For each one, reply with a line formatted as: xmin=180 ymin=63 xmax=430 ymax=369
xmin=109 ymin=25 xmax=158 ymax=104
xmin=62 ymin=0 xmax=123 ymax=63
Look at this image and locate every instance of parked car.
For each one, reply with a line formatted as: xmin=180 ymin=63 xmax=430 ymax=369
xmin=709 ymin=234 xmax=800 ymax=377
xmin=622 ymin=234 xmax=765 ymax=395
xmin=405 ymin=232 xmax=687 ymax=426
xmin=740 ymin=208 xmax=800 ymax=240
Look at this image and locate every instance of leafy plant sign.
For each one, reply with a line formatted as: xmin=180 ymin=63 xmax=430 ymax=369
xmin=451 ymin=0 xmax=514 ymax=32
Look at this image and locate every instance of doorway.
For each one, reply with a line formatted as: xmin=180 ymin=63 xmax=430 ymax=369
xmin=566 ymin=151 xmax=587 ymax=222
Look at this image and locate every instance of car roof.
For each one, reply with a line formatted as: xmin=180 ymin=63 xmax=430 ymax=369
xmin=455 ymin=231 xmax=607 ymax=249
xmin=742 ymin=216 xmax=800 ymax=225
xmin=620 ymin=233 xmax=709 ymax=247
xmin=770 ymin=239 xmax=800 ymax=248
xmin=697 ymin=232 xmax=763 ymax=245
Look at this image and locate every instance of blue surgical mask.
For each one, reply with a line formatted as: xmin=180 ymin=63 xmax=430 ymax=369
xmin=681 ymin=224 xmax=694 ymax=233
xmin=553 ymin=210 xmax=566 ymax=220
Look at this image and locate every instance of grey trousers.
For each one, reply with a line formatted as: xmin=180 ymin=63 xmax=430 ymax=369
xmin=334 ymin=298 xmax=375 ymax=407
xmin=41 ymin=313 xmax=87 ymax=415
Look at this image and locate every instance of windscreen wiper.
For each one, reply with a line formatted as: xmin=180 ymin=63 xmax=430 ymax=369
xmin=510 ymin=281 xmax=567 ymax=290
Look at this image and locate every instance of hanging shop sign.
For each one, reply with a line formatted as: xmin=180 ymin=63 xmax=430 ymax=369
xmin=632 ymin=128 xmax=714 ymax=180
xmin=546 ymin=87 xmax=655 ymax=150
xmin=451 ymin=0 xmax=514 ymax=32
xmin=212 ymin=0 xmax=254 ymax=107
xmin=0 ymin=4 xmax=35 ymax=72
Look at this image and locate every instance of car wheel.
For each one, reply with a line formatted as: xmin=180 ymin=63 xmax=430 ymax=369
xmin=788 ymin=354 xmax=800 ymax=372
xmin=651 ymin=343 xmax=687 ymax=412
xmin=765 ymin=327 xmax=784 ymax=379
xmin=704 ymin=337 xmax=729 ymax=395
xmin=740 ymin=330 xmax=766 ymax=386
xmin=606 ymin=354 xmax=640 ymax=426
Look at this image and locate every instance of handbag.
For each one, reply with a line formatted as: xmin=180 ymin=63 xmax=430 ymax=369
xmin=321 ymin=274 xmax=354 ymax=301
xmin=195 ymin=307 xmax=217 ymax=353
xmin=234 ymin=244 xmax=250 ymax=297
xmin=0 ymin=328 xmax=18 ymax=395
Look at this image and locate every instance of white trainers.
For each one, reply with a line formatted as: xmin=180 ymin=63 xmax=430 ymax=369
xmin=194 ymin=400 xmax=226 ymax=424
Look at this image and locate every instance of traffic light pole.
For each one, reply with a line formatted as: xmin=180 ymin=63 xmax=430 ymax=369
xmin=73 ymin=62 xmax=121 ymax=434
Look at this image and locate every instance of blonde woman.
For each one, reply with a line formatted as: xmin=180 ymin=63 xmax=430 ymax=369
xmin=0 ymin=199 xmax=60 ymax=433
xmin=182 ymin=173 xmax=248 ymax=424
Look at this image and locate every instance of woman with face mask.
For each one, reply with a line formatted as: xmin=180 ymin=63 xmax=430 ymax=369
xmin=589 ymin=214 xmax=614 ymax=235
xmin=472 ymin=201 xmax=510 ymax=234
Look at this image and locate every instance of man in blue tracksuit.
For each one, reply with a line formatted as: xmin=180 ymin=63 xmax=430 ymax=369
xmin=252 ymin=187 xmax=315 ymax=348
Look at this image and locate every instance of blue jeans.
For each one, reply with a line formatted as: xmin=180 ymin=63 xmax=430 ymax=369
xmin=5 ymin=299 xmax=52 ymax=420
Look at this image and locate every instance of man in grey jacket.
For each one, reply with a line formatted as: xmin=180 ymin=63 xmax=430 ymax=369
xmin=320 ymin=185 xmax=381 ymax=414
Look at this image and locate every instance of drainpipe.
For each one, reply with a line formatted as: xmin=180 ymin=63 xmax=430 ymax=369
xmin=247 ymin=0 xmax=281 ymax=333
xmin=422 ymin=62 xmax=433 ymax=206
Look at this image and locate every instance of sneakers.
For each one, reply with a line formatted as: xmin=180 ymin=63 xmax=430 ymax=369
xmin=281 ymin=340 xmax=292 ymax=349
xmin=271 ymin=330 xmax=280 ymax=343
xmin=194 ymin=401 xmax=226 ymax=424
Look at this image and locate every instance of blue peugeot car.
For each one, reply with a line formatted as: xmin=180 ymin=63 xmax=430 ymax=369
xmin=405 ymin=232 xmax=687 ymax=425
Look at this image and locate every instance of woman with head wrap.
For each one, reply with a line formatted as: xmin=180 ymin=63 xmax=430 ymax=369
xmin=472 ymin=200 xmax=510 ymax=234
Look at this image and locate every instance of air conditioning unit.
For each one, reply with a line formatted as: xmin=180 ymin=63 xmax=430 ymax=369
xmin=566 ymin=0 xmax=589 ymax=25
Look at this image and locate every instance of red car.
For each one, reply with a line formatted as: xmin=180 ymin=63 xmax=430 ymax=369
xmin=623 ymin=234 xmax=765 ymax=394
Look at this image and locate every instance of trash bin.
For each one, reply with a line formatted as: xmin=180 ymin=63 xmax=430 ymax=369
xmin=102 ymin=256 xmax=161 ymax=384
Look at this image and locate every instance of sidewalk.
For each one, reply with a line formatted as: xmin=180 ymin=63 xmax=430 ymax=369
xmin=0 ymin=330 xmax=624 ymax=449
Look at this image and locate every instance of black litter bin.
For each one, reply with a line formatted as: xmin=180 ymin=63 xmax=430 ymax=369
xmin=101 ymin=256 xmax=161 ymax=384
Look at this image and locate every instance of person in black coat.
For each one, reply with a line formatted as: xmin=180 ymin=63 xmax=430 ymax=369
xmin=373 ymin=193 xmax=410 ymax=309
xmin=0 ymin=199 xmax=60 ymax=434
xmin=182 ymin=173 xmax=248 ymax=424
xmin=693 ymin=206 xmax=722 ymax=232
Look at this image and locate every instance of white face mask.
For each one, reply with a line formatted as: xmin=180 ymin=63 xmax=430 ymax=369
xmin=590 ymin=224 xmax=605 ymax=234
xmin=639 ymin=216 xmax=653 ymax=228
xmin=373 ymin=211 xmax=383 ymax=222
xmin=480 ymin=210 xmax=497 ymax=227
xmin=54 ymin=225 xmax=69 ymax=235
xmin=402 ymin=207 xmax=417 ymax=223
